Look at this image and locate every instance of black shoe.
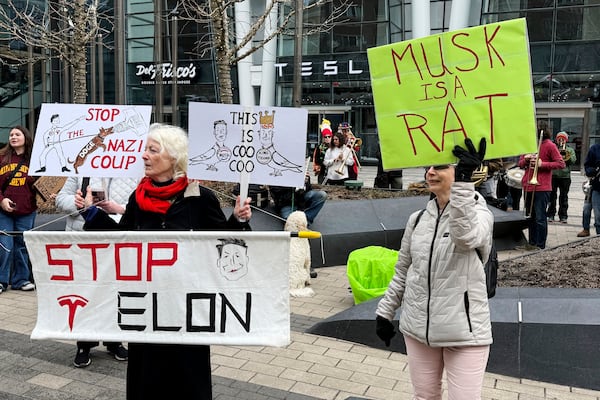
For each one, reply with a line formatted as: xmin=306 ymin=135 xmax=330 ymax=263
xmin=61 ymin=166 xmax=71 ymax=172
xmin=107 ymin=344 xmax=128 ymax=361
xmin=35 ymin=167 xmax=46 ymax=173
xmin=73 ymin=348 xmax=91 ymax=368
xmin=310 ymin=269 xmax=318 ymax=279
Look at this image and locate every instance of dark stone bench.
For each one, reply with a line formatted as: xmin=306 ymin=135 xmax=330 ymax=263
xmin=308 ymin=288 xmax=600 ymax=391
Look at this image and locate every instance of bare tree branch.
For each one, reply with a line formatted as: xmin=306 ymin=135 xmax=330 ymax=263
xmin=0 ymin=0 xmax=113 ymax=103
xmin=177 ymin=0 xmax=353 ymax=103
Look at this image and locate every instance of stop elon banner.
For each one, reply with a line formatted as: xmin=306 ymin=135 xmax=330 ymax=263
xmin=24 ymin=231 xmax=290 ymax=346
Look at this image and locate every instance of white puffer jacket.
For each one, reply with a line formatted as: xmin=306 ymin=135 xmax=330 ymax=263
xmin=55 ymin=177 xmax=139 ymax=231
xmin=376 ymin=182 xmax=494 ymax=347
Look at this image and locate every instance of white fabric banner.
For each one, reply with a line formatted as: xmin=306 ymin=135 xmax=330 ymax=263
xmin=24 ymin=231 xmax=290 ymax=346
xmin=30 ymin=103 xmax=151 ymax=178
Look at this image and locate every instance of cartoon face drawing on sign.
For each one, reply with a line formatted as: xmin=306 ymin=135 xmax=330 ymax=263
xmin=36 ymin=114 xmax=84 ymax=173
xmin=189 ymin=120 xmax=232 ymax=171
xmin=216 ymin=238 xmax=249 ymax=281
xmin=255 ymin=110 xmax=302 ymax=177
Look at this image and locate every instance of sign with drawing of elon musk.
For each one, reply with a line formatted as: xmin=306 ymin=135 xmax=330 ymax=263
xmin=187 ymin=102 xmax=308 ymax=188
xmin=30 ymin=104 xmax=152 ymax=177
xmin=24 ymin=230 xmax=290 ymax=346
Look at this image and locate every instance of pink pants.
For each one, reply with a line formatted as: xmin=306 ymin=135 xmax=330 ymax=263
xmin=404 ymin=335 xmax=490 ymax=400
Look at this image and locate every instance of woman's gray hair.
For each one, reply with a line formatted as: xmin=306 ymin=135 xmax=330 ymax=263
xmin=147 ymin=123 xmax=189 ymax=180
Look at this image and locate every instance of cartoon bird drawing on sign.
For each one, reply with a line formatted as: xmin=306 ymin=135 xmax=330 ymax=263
xmin=255 ymin=111 xmax=302 ymax=176
xmin=189 ymin=119 xmax=232 ymax=171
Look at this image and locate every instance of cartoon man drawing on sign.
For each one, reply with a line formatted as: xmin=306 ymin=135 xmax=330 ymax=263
xmin=255 ymin=110 xmax=302 ymax=176
xmin=216 ymin=238 xmax=249 ymax=281
xmin=189 ymin=119 xmax=232 ymax=171
xmin=36 ymin=113 xmax=83 ymax=173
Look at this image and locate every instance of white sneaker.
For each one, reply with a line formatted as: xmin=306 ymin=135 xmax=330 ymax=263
xmin=20 ymin=282 xmax=35 ymax=291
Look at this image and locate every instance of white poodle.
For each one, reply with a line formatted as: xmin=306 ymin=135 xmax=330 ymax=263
xmin=284 ymin=211 xmax=315 ymax=297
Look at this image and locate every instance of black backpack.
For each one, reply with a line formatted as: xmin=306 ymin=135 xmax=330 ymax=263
xmin=413 ymin=208 xmax=498 ymax=299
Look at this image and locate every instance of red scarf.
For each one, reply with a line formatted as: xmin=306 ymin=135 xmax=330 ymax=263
xmin=135 ymin=176 xmax=188 ymax=214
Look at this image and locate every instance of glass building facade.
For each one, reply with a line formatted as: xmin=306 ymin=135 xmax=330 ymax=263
xmin=1 ymin=0 xmax=600 ymax=168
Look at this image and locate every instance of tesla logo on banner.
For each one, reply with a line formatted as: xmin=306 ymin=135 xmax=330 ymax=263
xmin=58 ymin=294 xmax=89 ymax=331
xmin=274 ymin=60 xmax=364 ymax=77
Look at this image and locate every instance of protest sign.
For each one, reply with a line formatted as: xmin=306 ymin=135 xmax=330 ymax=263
xmin=25 ymin=231 xmax=290 ymax=346
xmin=188 ymin=102 xmax=308 ymax=188
xmin=30 ymin=104 xmax=151 ymax=177
xmin=367 ymin=18 xmax=537 ymax=169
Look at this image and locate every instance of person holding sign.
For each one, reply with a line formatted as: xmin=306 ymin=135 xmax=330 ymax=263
xmin=0 ymin=126 xmax=37 ymax=293
xmin=76 ymin=123 xmax=252 ymax=399
xmin=375 ymin=138 xmax=493 ymax=400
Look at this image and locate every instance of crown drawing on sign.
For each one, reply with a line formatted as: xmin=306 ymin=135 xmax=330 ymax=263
xmin=259 ymin=110 xmax=275 ymax=127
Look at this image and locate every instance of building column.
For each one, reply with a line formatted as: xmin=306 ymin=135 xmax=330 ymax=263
xmin=412 ymin=1 xmax=430 ymax=39
xmin=235 ymin=1 xmax=255 ymax=105
xmin=259 ymin=1 xmax=278 ymax=106
xmin=449 ymin=0 xmax=471 ymax=31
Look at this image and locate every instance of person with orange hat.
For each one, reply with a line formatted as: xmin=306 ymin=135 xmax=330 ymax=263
xmin=313 ymin=119 xmax=332 ymax=184
xmin=547 ymin=131 xmax=576 ymax=223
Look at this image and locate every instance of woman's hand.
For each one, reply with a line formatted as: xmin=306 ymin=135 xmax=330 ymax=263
xmin=96 ymin=200 xmax=126 ymax=215
xmin=234 ymin=195 xmax=252 ymax=222
xmin=1 ymin=198 xmax=16 ymax=213
xmin=75 ymin=187 xmax=94 ymax=210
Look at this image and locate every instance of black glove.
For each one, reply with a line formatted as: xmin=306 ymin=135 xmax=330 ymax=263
xmin=452 ymin=137 xmax=487 ymax=182
xmin=375 ymin=315 xmax=396 ymax=347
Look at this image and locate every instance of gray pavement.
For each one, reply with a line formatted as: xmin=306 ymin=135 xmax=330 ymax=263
xmin=1 ymin=167 xmax=599 ymax=399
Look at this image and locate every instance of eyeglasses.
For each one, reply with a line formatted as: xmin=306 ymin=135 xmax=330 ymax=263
xmin=427 ymin=164 xmax=452 ymax=170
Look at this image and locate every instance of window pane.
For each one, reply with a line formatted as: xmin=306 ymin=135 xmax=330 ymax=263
xmin=527 ymin=10 xmax=554 ymax=41
xmin=556 ymin=8 xmax=584 ymax=40
xmin=480 ymin=12 xmax=521 ymax=25
xmin=554 ymin=42 xmax=600 ymax=72
xmin=530 ymin=43 xmax=552 ymax=73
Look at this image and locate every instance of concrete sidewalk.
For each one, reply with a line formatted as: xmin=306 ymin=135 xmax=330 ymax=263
xmin=1 ymin=169 xmax=598 ymax=399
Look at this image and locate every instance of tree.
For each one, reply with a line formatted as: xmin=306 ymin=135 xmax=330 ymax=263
xmin=178 ymin=0 xmax=352 ymax=104
xmin=0 ymin=0 xmax=113 ymax=104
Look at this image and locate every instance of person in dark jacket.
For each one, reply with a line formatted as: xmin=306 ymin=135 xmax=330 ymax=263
xmin=76 ymin=123 xmax=252 ymax=400
xmin=269 ymin=174 xmax=326 ymax=226
xmin=0 ymin=126 xmax=37 ymax=293
xmin=584 ymin=142 xmax=600 ymax=235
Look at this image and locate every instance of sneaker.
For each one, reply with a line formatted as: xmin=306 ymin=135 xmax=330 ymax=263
xmin=515 ymin=243 xmax=541 ymax=251
xmin=20 ymin=282 xmax=35 ymax=291
xmin=547 ymin=217 xmax=555 ymax=222
xmin=107 ymin=344 xmax=128 ymax=361
xmin=577 ymin=229 xmax=590 ymax=237
xmin=310 ymin=269 xmax=318 ymax=279
xmin=73 ymin=348 xmax=91 ymax=368
xmin=0 ymin=284 xmax=4 ymax=294
xmin=559 ymin=218 xmax=568 ymax=224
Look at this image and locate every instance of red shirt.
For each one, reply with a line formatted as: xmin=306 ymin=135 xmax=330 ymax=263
xmin=518 ymin=139 xmax=565 ymax=192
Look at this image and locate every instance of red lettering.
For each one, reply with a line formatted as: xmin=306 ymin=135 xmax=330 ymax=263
xmin=474 ymin=93 xmax=508 ymax=144
xmin=452 ymin=33 xmax=480 ymax=72
xmin=396 ymin=113 xmax=441 ymax=155
xmin=115 ymin=243 xmax=143 ymax=280
xmin=86 ymin=107 xmax=121 ymax=122
xmin=146 ymin=243 xmax=178 ymax=281
xmin=484 ymin=25 xmax=505 ymax=67
xmin=47 ymin=244 xmax=74 ymax=281
xmin=420 ymin=37 xmax=453 ymax=79
xmin=77 ymin=243 xmax=110 ymax=280
xmin=391 ymin=44 xmax=422 ymax=84
xmin=442 ymin=101 xmax=468 ymax=151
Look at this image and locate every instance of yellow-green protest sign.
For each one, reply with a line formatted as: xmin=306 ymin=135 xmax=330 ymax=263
xmin=368 ymin=18 xmax=537 ymax=170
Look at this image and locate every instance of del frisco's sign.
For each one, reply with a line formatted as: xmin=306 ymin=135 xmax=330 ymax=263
xmin=135 ymin=62 xmax=198 ymax=85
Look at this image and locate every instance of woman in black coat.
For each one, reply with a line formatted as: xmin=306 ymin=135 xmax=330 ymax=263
xmin=77 ymin=123 xmax=252 ymax=400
